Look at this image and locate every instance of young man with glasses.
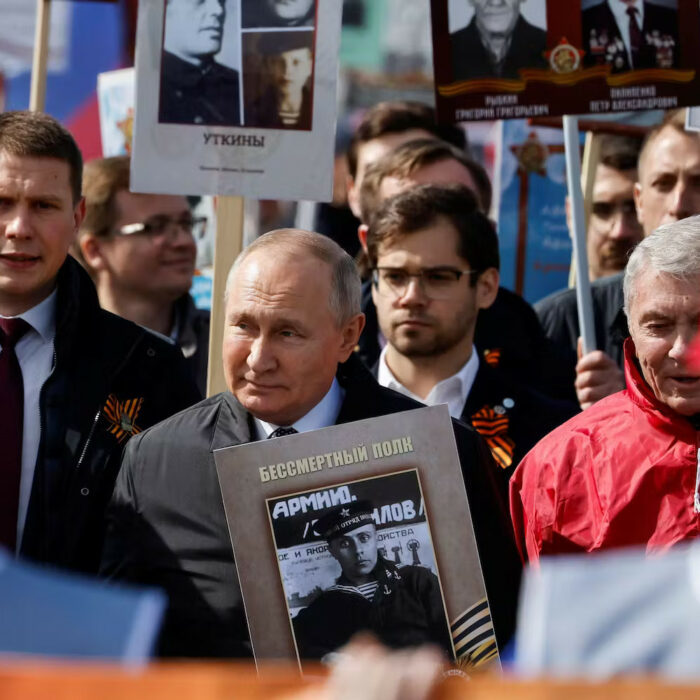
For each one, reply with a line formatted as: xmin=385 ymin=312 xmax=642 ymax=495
xmin=368 ymin=184 xmax=577 ymax=488
xmin=77 ymin=156 xmax=210 ymax=393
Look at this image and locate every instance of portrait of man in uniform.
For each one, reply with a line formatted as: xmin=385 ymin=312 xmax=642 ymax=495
xmin=159 ymin=0 xmax=242 ymax=126
xmin=581 ymin=0 xmax=679 ymax=73
xmin=449 ymin=0 xmax=548 ymax=81
xmin=290 ymin=499 xmax=453 ymax=662
xmin=242 ymin=0 xmax=316 ymax=28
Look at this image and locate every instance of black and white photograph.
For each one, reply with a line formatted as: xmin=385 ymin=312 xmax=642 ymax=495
xmin=265 ymin=471 xmax=453 ymax=666
xmin=448 ymin=0 xmax=548 ymax=81
xmin=242 ymin=0 xmax=317 ymax=28
xmin=581 ymin=0 xmax=679 ymax=73
xmin=158 ymin=0 xmax=242 ymax=126
xmin=242 ymin=30 xmax=315 ymax=130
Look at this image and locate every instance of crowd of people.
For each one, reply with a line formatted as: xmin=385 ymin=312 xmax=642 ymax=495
xmin=3 ymin=99 xmax=700 ymax=687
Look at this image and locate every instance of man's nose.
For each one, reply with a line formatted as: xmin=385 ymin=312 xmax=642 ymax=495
xmin=247 ymin=336 xmax=276 ymax=372
xmin=668 ymin=179 xmax=694 ymax=220
xmin=669 ymin=328 xmax=692 ymax=361
xmin=3 ymin=208 xmax=32 ymax=239
xmin=608 ymin=209 xmax=642 ymax=240
xmin=205 ymin=0 xmax=225 ymax=17
xmin=397 ymin=277 xmax=428 ymax=306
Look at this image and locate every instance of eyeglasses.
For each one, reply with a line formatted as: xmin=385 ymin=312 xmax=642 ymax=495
xmin=591 ymin=200 xmax=637 ymax=222
xmin=115 ymin=215 xmax=208 ymax=241
xmin=371 ymin=266 xmax=478 ymax=300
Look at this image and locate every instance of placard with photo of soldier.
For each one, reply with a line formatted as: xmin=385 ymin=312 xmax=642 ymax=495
xmin=266 ymin=470 xmax=453 ymax=667
xmin=214 ymin=405 xmax=499 ymax=670
xmin=131 ymin=0 xmax=341 ymax=200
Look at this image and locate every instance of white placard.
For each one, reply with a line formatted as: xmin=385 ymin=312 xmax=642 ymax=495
xmin=131 ymin=0 xmax=341 ymax=201
xmin=97 ymin=67 xmax=135 ymax=157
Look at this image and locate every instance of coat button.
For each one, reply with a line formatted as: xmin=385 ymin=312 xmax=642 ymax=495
xmin=80 ymin=487 xmax=90 ymax=496
xmin=147 ymin=348 xmax=156 ymax=357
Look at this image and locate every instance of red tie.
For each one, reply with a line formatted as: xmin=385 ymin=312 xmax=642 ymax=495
xmin=627 ymin=6 xmax=642 ymax=69
xmin=0 ymin=317 xmax=30 ymax=551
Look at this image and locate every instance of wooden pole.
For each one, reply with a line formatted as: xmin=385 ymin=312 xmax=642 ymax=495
xmin=30 ymin=0 xmax=52 ymax=112
xmin=568 ymin=131 xmax=602 ymax=288
xmin=206 ymin=196 xmax=245 ymax=397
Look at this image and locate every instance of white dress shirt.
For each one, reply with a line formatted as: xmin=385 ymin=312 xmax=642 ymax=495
xmin=608 ymin=0 xmax=645 ymax=67
xmin=377 ymin=345 xmax=479 ymax=419
xmin=254 ymin=377 xmax=345 ymax=440
xmin=0 ymin=290 xmax=57 ymax=549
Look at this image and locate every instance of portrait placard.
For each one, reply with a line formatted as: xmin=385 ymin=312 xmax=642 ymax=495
xmin=130 ymin=0 xmax=340 ymax=200
xmin=431 ymin=0 xmax=700 ymax=122
xmin=214 ymin=405 xmax=498 ymax=671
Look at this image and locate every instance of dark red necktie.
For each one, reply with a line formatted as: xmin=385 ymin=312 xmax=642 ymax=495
xmin=0 ymin=317 xmax=30 ymax=551
xmin=627 ymin=6 xmax=642 ymax=69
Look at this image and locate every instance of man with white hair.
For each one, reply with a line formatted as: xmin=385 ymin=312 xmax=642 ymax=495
xmin=101 ymin=229 xmax=521 ymax=657
xmin=511 ymin=215 xmax=700 ymax=563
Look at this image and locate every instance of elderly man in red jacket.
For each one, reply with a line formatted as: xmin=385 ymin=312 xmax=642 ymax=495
xmin=511 ymin=215 xmax=700 ymax=563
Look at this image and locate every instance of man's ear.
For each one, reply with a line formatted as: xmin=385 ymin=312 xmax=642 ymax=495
xmin=347 ymin=175 xmax=362 ymax=219
xmin=79 ymin=233 xmax=109 ymax=274
xmin=357 ymin=224 xmax=369 ymax=253
xmin=633 ymin=181 xmax=644 ymax=227
xmin=337 ymin=312 xmax=366 ymax=362
xmin=476 ymin=268 xmax=499 ymax=311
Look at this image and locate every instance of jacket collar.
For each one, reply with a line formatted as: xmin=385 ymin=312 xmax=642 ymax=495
xmin=623 ymin=337 xmax=697 ymax=435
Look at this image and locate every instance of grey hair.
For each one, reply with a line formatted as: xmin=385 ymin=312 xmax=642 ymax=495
xmin=624 ymin=215 xmax=700 ymax=316
xmin=224 ymin=228 xmax=361 ymax=326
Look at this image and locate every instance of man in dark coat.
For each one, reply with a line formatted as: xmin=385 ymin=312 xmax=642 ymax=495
xmin=582 ymin=0 xmax=679 ymax=73
xmin=293 ymin=501 xmax=453 ymax=660
xmin=100 ymin=229 xmax=521 ymax=658
xmin=450 ymin=0 xmax=548 ymax=80
xmin=0 ymin=111 xmax=200 ymax=574
xmin=366 ymin=185 xmax=577 ymax=500
xmin=159 ymin=0 xmax=240 ymax=126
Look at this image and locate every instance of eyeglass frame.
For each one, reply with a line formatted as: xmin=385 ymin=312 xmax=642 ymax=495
xmin=111 ymin=214 xmax=208 ymax=241
xmin=371 ymin=265 xmax=481 ymax=300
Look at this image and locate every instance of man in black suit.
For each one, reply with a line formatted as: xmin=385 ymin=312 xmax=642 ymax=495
xmin=100 ymin=229 xmax=521 ymax=658
xmin=365 ymin=185 xmax=576 ymax=498
xmin=159 ymin=0 xmax=241 ymax=126
xmin=450 ymin=0 xmax=548 ymax=80
xmin=582 ymin=0 xmax=678 ymax=72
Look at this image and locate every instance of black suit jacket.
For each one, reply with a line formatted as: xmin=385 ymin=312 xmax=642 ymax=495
xmin=358 ymin=281 xmax=573 ymax=401
xmin=159 ymin=51 xmax=241 ymax=126
xmin=451 ymin=15 xmax=548 ymax=81
xmin=582 ymin=1 xmax=679 ymax=72
xmin=100 ymin=356 xmax=521 ymax=657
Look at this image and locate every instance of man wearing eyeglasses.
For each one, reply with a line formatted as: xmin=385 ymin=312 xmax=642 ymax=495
xmin=368 ymin=184 xmax=576 ymax=490
xmin=76 ymin=156 xmax=210 ymax=394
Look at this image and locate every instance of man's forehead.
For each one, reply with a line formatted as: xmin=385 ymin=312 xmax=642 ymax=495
xmin=630 ymin=268 xmax=700 ymax=314
xmin=641 ymin=127 xmax=700 ymax=176
xmin=114 ymin=190 xmax=189 ymax=221
xmin=0 ymin=152 xmax=72 ymax=189
xmin=592 ymin=163 xmax=636 ymax=197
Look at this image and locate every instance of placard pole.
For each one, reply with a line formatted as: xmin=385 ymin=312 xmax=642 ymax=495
xmin=563 ymin=114 xmax=596 ymax=355
xmin=206 ymin=196 xmax=245 ymax=397
xmin=30 ymin=0 xmax=52 ymax=112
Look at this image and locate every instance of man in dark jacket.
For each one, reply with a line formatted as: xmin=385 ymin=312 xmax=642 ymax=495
xmin=159 ymin=0 xmax=240 ymax=126
xmin=450 ymin=0 xmax=548 ymax=80
xmin=77 ymin=156 xmax=210 ymax=394
xmin=100 ymin=229 xmax=521 ymax=658
xmin=0 ymin=111 xmax=200 ymax=574
xmin=582 ymin=0 xmax=678 ymax=73
xmin=356 ymin=137 xmax=572 ymax=400
xmin=366 ymin=185 xmax=576 ymax=496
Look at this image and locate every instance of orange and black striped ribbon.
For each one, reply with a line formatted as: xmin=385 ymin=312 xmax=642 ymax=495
xmin=103 ymin=394 xmax=144 ymax=443
xmin=471 ymin=405 xmax=515 ymax=469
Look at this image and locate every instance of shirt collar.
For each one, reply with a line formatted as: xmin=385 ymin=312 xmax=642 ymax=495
xmin=0 ymin=288 xmax=57 ymax=342
xmin=377 ymin=345 xmax=479 ymax=418
xmin=254 ymin=377 xmax=345 ymax=440
xmin=608 ymin=0 xmax=644 ymax=26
